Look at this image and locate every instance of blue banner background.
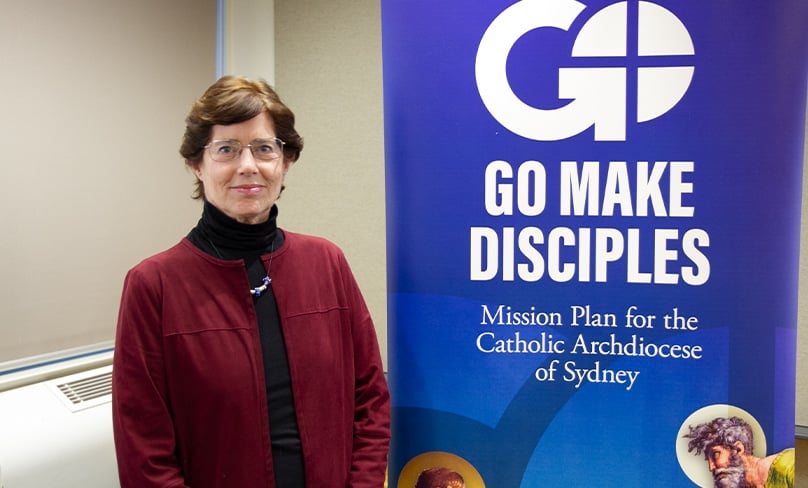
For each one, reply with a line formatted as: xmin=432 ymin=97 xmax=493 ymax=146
xmin=383 ymin=0 xmax=807 ymax=486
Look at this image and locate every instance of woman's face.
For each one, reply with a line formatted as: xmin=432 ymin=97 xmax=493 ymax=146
xmin=194 ymin=112 xmax=291 ymax=224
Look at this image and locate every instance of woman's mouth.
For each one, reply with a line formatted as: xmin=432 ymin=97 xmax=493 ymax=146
xmin=232 ymin=184 xmax=263 ymax=194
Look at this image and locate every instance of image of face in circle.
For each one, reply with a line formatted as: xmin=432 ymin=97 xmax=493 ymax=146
xmin=683 ymin=415 xmax=794 ymax=488
xmin=398 ymin=451 xmax=484 ymax=488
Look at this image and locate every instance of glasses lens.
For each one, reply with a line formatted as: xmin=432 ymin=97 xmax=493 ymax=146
xmin=208 ymin=140 xmax=241 ymax=162
xmin=250 ymin=139 xmax=283 ymax=161
xmin=207 ymin=139 xmax=284 ymax=162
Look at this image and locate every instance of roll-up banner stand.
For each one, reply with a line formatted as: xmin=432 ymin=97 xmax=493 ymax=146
xmin=382 ymin=0 xmax=807 ymax=486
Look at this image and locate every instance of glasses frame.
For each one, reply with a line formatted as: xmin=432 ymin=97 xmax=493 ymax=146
xmin=204 ymin=138 xmax=286 ymax=163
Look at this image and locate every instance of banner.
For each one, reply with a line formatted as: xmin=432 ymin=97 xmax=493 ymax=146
xmin=382 ymin=0 xmax=807 ymax=486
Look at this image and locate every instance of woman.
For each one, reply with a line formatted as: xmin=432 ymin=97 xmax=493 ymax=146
xmin=112 ymin=76 xmax=390 ymax=487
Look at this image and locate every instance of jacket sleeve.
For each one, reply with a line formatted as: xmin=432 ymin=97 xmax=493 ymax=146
xmin=112 ymin=265 xmax=190 ymax=488
xmin=341 ymin=256 xmax=392 ymax=487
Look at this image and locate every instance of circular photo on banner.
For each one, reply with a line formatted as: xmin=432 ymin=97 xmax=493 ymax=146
xmin=676 ymin=404 xmax=766 ymax=487
xmin=397 ymin=451 xmax=485 ymax=488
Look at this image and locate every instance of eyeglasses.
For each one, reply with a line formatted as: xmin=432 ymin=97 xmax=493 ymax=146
xmin=204 ymin=138 xmax=285 ymax=163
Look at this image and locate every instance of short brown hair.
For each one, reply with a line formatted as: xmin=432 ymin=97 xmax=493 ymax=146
xmin=179 ymin=75 xmax=304 ymax=199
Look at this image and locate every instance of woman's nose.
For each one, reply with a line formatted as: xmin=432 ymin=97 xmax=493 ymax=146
xmin=237 ymin=147 xmax=259 ymax=172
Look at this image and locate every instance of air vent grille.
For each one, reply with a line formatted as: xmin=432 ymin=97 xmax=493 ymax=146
xmin=57 ymin=371 xmax=112 ymax=404
xmin=46 ymin=365 xmax=113 ymax=413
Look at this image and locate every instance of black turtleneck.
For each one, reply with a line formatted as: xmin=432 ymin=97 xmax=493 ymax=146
xmin=187 ymin=200 xmax=305 ymax=487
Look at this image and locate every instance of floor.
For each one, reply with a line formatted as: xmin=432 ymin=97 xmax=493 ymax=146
xmin=798 ymin=438 xmax=807 ymax=487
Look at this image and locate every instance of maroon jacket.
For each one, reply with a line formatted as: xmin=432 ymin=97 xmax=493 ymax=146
xmin=112 ymin=232 xmax=390 ymax=487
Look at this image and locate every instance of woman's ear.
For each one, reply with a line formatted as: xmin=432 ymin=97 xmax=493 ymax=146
xmin=186 ymin=159 xmax=203 ymax=179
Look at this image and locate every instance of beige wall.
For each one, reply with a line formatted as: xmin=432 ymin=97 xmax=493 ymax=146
xmin=798 ymin=102 xmax=808 ymax=427
xmin=225 ymin=0 xmax=275 ymax=82
xmin=0 ymin=0 xmax=216 ymax=361
xmin=274 ymin=0 xmax=388 ymax=368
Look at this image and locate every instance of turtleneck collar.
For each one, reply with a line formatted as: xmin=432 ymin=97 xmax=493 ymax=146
xmin=188 ymin=200 xmax=283 ymax=260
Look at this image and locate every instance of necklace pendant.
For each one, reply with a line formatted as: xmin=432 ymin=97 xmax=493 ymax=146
xmin=251 ymin=276 xmax=272 ymax=297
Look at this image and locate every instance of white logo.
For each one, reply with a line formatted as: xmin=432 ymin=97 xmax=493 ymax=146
xmin=475 ymin=0 xmax=695 ymax=141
